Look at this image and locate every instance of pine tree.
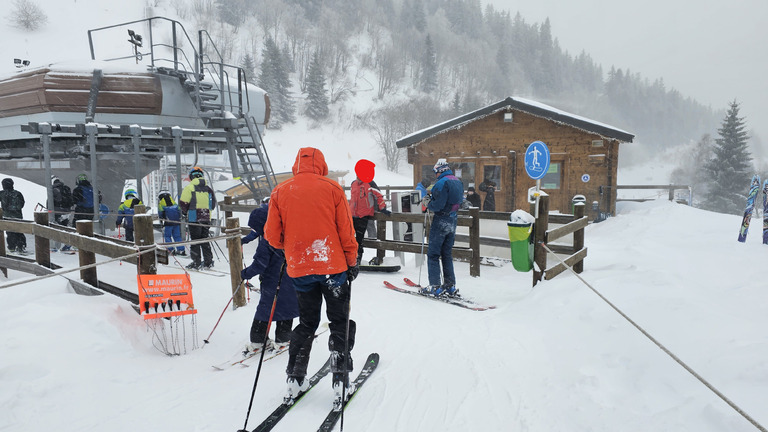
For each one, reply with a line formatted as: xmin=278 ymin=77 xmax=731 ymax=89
xmin=239 ymin=54 xmax=256 ymax=84
xmin=421 ymin=34 xmax=437 ymax=94
xmin=258 ymin=36 xmax=296 ymax=129
xmin=304 ymin=52 xmax=330 ymax=121
xmin=701 ymin=100 xmax=752 ymax=214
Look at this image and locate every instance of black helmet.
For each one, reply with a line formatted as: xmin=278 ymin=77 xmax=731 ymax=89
xmin=1 ymin=178 xmax=13 ymax=190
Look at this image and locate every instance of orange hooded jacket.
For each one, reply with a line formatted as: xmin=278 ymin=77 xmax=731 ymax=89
xmin=264 ymin=147 xmax=358 ymax=278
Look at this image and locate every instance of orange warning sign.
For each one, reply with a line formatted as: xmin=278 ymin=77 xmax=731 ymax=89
xmin=137 ymin=274 xmax=197 ymax=320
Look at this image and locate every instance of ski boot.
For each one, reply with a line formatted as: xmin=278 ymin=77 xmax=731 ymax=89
xmin=332 ymin=375 xmax=356 ymax=412
xmin=419 ymin=285 xmax=439 ymax=296
xmin=284 ymin=376 xmax=309 ymax=404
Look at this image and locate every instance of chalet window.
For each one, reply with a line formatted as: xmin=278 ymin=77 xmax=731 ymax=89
xmin=481 ymin=165 xmax=501 ymax=191
xmin=450 ymin=161 xmax=475 ymax=191
xmin=541 ymin=162 xmax=561 ymax=189
xmin=421 ymin=165 xmax=437 ymax=185
xmin=422 ymin=162 xmax=476 ymax=192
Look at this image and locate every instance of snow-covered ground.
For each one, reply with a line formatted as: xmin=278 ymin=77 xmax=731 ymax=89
xmin=2 ymin=187 xmax=767 ymax=432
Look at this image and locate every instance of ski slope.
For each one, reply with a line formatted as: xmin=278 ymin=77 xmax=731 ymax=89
xmin=1 ymin=198 xmax=767 ymax=432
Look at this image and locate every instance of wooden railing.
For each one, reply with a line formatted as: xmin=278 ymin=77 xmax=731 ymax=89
xmin=615 ymin=184 xmax=692 ymax=205
xmin=0 ymin=210 xmax=247 ymax=309
xmin=221 ymin=197 xmax=588 ymax=282
xmin=531 ymin=195 xmax=588 ymax=286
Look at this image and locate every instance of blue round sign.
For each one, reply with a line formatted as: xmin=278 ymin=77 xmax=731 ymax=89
xmin=524 ymin=140 xmax=550 ymax=180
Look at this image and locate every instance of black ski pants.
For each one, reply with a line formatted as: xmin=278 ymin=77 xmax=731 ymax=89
xmin=188 ymin=223 xmax=213 ymax=266
xmin=286 ymin=272 xmax=356 ymax=379
xmin=352 ymin=216 xmax=371 ymax=265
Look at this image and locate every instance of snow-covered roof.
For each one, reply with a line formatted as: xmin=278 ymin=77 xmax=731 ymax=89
xmin=396 ymin=96 xmax=634 ymax=148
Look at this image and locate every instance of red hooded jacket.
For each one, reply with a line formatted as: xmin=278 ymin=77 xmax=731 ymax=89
xmin=264 ymin=147 xmax=358 ymax=278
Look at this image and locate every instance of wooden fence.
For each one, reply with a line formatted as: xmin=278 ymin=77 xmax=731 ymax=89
xmin=220 ymin=196 xmax=587 ymax=284
xmin=615 ymin=184 xmax=692 ymax=204
xmin=531 ymin=195 xmax=588 ymax=286
xmin=0 ymin=209 xmax=247 ymax=308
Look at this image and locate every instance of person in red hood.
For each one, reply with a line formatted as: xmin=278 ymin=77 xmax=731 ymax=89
xmin=349 ymin=159 xmax=390 ymax=265
xmin=264 ymin=147 xmax=359 ymax=409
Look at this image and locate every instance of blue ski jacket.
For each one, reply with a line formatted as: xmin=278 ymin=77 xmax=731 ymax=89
xmin=427 ymin=170 xmax=464 ymax=216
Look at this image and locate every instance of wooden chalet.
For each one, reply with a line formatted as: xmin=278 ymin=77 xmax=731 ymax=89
xmin=396 ymin=97 xmax=634 ymax=218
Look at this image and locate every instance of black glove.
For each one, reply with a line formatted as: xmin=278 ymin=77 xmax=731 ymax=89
xmin=241 ymin=236 xmax=252 ymax=245
xmin=380 ymin=209 xmax=391 ymax=216
xmin=240 ymin=269 xmax=248 ymax=281
xmin=347 ymin=265 xmax=359 ymax=282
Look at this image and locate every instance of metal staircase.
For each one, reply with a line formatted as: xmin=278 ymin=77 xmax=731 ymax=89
xmin=88 ymin=17 xmax=277 ymax=201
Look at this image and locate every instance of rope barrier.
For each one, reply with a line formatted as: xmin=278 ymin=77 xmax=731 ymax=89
xmin=0 ymin=232 xmax=240 ymax=290
xmin=541 ymin=243 xmax=767 ymax=432
xmin=0 ymin=247 xmax=153 ymax=290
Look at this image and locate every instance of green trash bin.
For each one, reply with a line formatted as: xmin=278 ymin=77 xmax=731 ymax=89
xmin=507 ymin=221 xmax=533 ymax=272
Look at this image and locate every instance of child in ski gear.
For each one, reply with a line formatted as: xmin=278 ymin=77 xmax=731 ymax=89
xmin=179 ymin=166 xmax=216 ymax=270
xmin=241 ymin=198 xmax=298 ymax=351
xmin=423 ymin=158 xmax=464 ymax=297
xmin=349 ymin=159 xmax=389 ymax=265
xmin=0 ymin=178 xmax=26 ymax=253
xmin=465 ymin=186 xmax=481 ymax=208
xmin=479 ymin=179 xmax=496 ymax=211
xmin=264 ymin=147 xmax=359 ymax=405
xmin=50 ymin=175 xmax=74 ymax=250
xmin=157 ymin=190 xmax=185 ymax=255
xmin=50 ymin=176 xmax=73 ymax=226
xmin=72 ymin=173 xmax=99 ymax=224
xmin=116 ymin=189 xmax=143 ymax=242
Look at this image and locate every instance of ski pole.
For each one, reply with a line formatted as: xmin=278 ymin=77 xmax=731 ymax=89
xmin=202 ymin=278 xmax=246 ymax=345
xmin=417 ymin=209 xmax=430 ymax=287
xmin=239 ymin=261 xmax=286 ymax=432
xmin=340 ymin=279 xmax=352 ymax=431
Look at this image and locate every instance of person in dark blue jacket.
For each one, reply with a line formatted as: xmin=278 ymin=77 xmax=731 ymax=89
xmin=241 ymin=198 xmax=299 ymax=352
xmin=422 ymin=158 xmax=464 ymax=297
xmin=158 ymin=190 xmax=185 ymax=256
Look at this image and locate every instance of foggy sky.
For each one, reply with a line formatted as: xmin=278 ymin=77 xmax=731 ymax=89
xmin=484 ymin=0 xmax=768 ymax=145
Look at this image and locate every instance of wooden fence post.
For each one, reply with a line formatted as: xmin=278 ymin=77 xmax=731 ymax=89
xmin=76 ymin=220 xmax=98 ymax=285
xmin=134 ymin=214 xmax=156 ymax=275
xmin=469 ymin=207 xmax=480 ymax=277
xmin=532 ymin=194 xmax=549 ymax=287
xmin=224 ymin=196 xmax=233 ymax=220
xmin=226 ymin=216 xmax=246 ymax=308
xmin=0 ymin=209 xmax=6 ymax=277
xmin=573 ymin=203 xmax=585 ymax=274
xmin=34 ymin=211 xmax=51 ymax=269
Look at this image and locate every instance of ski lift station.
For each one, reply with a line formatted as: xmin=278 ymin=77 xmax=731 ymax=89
xmin=0 ymin=17 xmax=277 ymax=226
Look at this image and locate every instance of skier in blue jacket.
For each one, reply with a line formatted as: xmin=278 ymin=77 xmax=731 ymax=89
xmin=422 ymin=158 xmax=464 ymax=297
xmin=241 ymin=198 xmax=299 ymax=352
xmin=158 ymin=190 xmax=185 ymax=256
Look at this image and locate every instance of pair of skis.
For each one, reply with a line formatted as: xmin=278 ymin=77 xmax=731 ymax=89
xmin=214 ymin=324 xmax=330 ymax=370
xmin=248 ymin=353 xmax=380 ymax=432
xmin=737 ymin=174 xmax=768 ymax=244
xmin=212 ymin=343 xmax=290 ymax=370
xmin=383 ymin=278 xmax=496 ymax=311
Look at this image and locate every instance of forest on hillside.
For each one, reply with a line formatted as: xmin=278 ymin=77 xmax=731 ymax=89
xmin=172 ymin=0 xmax=720 ymax=164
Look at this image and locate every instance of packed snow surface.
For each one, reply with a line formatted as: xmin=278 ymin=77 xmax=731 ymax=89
xmin=1 ymin=197 xmax=767 ymax=432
